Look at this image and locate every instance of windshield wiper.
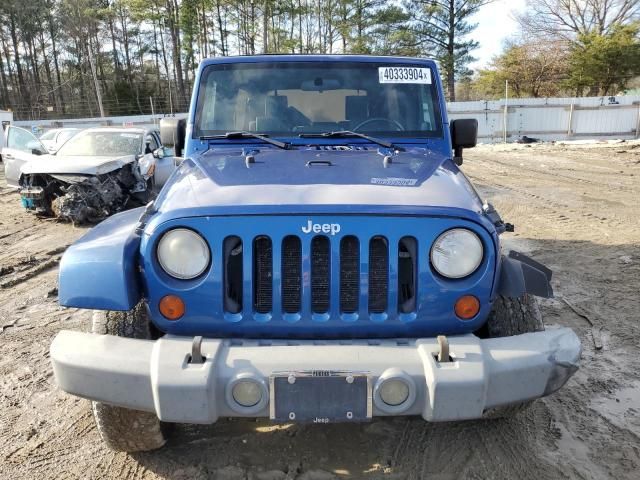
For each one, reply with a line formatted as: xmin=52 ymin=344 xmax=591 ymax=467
xmin=299 ymin=130 xmax=404 ymax=151
xmin=199 ymin=131 xmax=291 ymax=150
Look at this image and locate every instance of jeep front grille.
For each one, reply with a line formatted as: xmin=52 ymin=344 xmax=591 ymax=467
xmin=223 ymin=233 xmax=418 ymax=320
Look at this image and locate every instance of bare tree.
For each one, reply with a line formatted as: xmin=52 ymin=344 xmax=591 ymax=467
xmin=517 ymin=0 xmax=640 ymax=40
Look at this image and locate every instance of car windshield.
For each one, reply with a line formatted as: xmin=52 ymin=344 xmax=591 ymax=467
xmin=57 ymin=130 xmax=79 ymax=144
xmin=56 ymin=131 xmax=143 ymax=156
xmin=194 ymin=61 xmax=443 ymax=139
xmin=39 ymin=130 xmax=58 ymax=141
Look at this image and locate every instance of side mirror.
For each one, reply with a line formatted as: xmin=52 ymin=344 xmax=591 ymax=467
xmin=32 ymin=148 xmax=45 ymax=156
xmin=450 ymin=119 xmax=478 ymax=166
xmin=160 ymin=118 xmax=186 ymax=157
xmin=153 ymin=147 xmax=164 ymax=159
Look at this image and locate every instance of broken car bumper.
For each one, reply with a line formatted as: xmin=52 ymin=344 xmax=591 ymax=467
xmin=50 ymin=327 xmax=581 ymax=423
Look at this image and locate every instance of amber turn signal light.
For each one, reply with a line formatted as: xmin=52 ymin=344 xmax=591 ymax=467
xmin=159 ymin=295 xmax=185 ymax=320
xmin=454 ymin=295 xmax=480 ymax=320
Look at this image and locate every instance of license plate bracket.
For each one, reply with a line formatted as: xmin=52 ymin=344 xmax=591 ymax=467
xmin=269 ymin=371 xmax=372 ymax=423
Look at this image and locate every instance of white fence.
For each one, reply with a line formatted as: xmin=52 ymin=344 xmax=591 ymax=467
xmin=13 ymin=113 xmax=187 ymax=133
xmin=10 ymin=95 xmax=640 ymax=143
xmin=448 ymin=95 xmax=640 ymax=143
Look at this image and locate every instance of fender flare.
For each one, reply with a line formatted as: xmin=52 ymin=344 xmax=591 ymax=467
xmin=497 ymin=251 xmax=553 ymax=298
xmin=59 ymin=207 xmax=145 ymax=311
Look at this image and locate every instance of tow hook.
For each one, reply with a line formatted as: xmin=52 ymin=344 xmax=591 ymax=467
xmin=437 ymin=335 xmax=451 ymax=363
xmin=189 ymin=336 xmax=205 ymax=364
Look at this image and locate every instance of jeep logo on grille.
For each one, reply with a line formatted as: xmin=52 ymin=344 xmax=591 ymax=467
xmin=302 ymin=220 xmax=341 ymax=236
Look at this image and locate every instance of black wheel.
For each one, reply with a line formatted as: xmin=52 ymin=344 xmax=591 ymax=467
xmin=482 ymin=294 xmax=544 ymax=418
xmin=91 ymin=302 xmax=167 ymax=452
xmin=485 ymin=294 xmax=544 ymax=338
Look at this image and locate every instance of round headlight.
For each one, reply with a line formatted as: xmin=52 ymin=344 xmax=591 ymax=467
xmin=431 ymin=228 xmax=483 ymax=279
xmin=379 ymin=379 xmax=410 ymax=406
xmin=157 ymin=228 xmax=210 ymax=279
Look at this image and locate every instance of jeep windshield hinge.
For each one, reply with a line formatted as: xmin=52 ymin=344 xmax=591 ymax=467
xmin=483 ymin=202 xmax=514 ymax=234
xmin=453 ymin=147 xmax=463 ymax=166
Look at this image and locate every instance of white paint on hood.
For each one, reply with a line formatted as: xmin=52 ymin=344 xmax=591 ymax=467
xmin=20 ymin=154 xmax=137 ymax=176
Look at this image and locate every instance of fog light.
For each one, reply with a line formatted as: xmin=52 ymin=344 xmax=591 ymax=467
xmin=374 ymin=370 xmax=416 ymax=414
xmin=232 ymin=380 xmax=262 ymax=407
xmin=379 ymin=378 xmax=410 ymax=406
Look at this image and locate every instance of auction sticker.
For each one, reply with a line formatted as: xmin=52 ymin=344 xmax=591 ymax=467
xmin=379 ymin=66 xmax=431 ymax=84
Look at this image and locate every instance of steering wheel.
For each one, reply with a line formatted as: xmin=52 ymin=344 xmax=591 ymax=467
xmin=353 ymin=117 xmax=405 ymax=132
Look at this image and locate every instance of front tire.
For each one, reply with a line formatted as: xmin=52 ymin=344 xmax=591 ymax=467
xmin=485 ymin=294 xmax=544 ymax=338
xmin=91 ymin=303 xmax=167 ymax=452
xmin=482 ymin=294 xmax=544 ymax=419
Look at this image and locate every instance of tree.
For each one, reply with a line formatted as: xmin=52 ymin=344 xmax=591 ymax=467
xmin=367 ymin=5 xmax=419 ymax=55
xmin=403 ymin=0 xmax=494 ymax=101
xmin=517 ymin=0 xmax=640 ymax=40
xmin=491 ymin=40 xmax=569 ymax=98
xmin=514 ymin=1 xmax=640 ymax=98
xmin=457 ymin=39 xmax=570 ymax=100
xmin=565 ymin=22 xmax=640 ymax=96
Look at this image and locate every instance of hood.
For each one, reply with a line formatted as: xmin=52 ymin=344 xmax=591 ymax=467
xmin=20 ymin=154 xmax=137 ymax=176
xmin=155 ymin=146 xmax=484 ymax=214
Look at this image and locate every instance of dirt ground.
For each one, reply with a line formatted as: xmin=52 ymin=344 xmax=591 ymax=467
xmin=0 ymin=141 xmax=639 ymax=479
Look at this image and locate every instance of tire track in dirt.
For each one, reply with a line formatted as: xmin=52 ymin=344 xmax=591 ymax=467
xmin=477 ymin=153 xmax=639 ymax=195
xmin=466 ymin=145 xmax=640 ymax=479
xmin=466 ymin=168 xmax=632 ymax=240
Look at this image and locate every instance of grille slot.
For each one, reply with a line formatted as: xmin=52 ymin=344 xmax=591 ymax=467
xmin=340 ymin=236 xmax=359 ymax=313
xmin=253 ymin=236 xmax=272 ymax=314
xmin=368 ymin=236 xmax=388 ymax=314
xmin=223 ymin=236 xmax=243 ymax=314
xmin=311 ymin=236 xmax=330 ymax=313
xmin=281 ymin=236 xmax=302 ymax=313
xmin=398 ymin=237 xmax=417 ymax=313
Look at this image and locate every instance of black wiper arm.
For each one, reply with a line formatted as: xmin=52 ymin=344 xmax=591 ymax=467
xmin=199 ymin=131 xmax=291 ymax=150
xmin=299 ymin=130 xmax=404 ymax=151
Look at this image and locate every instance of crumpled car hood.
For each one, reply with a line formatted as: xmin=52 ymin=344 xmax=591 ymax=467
xmin=155 ymin=146 xmax=484 ymax=214
xmin=20 ymin=154 xmax=136 ymax=176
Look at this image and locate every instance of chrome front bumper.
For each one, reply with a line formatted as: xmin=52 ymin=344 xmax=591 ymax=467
xmin=50 ymin=328 xmax=581 ymax=423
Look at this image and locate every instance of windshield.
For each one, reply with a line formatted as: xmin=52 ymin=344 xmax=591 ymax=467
xmin=194 ymin=61 xmax=442 ymax=139
xmin=57 ymin=129 xmax=79 ymax=144
xmin=39 ymin=130 xmax=58 ymax=141
xmin=56 ymin=131 xmax=143 ymax=156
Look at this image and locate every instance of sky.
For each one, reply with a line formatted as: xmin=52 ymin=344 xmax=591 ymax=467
xmin=468 ymin=0 xmax=528 ymax=70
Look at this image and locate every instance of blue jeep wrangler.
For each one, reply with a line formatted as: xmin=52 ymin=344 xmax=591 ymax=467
xmin=50 ymin=55 xmax=581 ymax=452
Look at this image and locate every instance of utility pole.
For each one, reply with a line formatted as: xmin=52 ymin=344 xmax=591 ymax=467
xmin=87 ymin=42 xmax=105 ymax=118
xmin=168 ymin=77 xmax=174 ymax=114
xmin=503 ymin=80 xmax=508 ymax=143
xmin=150 ymin=97 xmax=156 ymax=126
